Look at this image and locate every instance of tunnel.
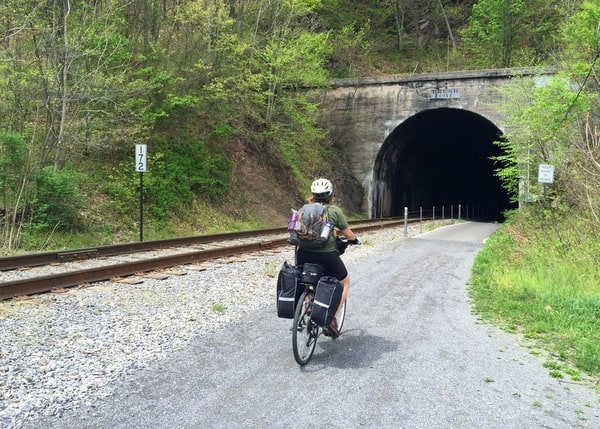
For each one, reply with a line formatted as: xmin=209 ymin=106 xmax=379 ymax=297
xmin=371 ymin=108 xmax=516 ymax=221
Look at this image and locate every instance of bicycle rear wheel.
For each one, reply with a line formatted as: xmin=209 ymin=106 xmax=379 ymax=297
xmin=335 ymin=300 xmax=346 ymax=334
xmin=292 ymin=290 xmax=318 ymax=366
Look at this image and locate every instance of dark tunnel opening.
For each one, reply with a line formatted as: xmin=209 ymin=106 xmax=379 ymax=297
xmin=372 ymin=108 xmax=516 ymax=221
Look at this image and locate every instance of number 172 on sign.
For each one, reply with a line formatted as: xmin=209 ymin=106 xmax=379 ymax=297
xmin=136 ymin=144 xmax=147 ymax=172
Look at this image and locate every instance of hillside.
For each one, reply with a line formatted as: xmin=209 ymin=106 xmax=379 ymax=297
xmin=0 ymin=1 xmax=588 ymax=250
xmin=220 ymin=137 xmax=362 ymax=231
xmin=222 ymin=139 xmax=303 ymax=228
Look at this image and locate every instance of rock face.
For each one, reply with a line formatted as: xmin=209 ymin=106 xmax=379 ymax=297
xmin=315 ymin=68 xmax=552 ymax=218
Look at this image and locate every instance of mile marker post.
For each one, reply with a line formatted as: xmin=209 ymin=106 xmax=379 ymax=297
xmin=136 ymin=144 xmax=148 ymax=241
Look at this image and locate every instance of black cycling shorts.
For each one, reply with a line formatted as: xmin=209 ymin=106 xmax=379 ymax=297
xmin=296 ymin=249 xmax=349 ymax=281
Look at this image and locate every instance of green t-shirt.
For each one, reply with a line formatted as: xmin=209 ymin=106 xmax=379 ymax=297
xmin=300 ymin=204 xmax=348 ymax=253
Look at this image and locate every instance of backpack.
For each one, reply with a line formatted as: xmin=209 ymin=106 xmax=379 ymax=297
xmin=289 ymin=203 xmax=332 ymax=248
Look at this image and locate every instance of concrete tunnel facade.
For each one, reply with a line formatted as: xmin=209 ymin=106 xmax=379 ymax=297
xmin=371 ymin=107 xmax=516 ymax=221
xmin=315 ymin=69 xmax=552 ymax=220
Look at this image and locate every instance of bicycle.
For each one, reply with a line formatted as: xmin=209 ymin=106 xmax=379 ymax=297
xmin=291 ymin=236 xmax=356 ymax=366
xmin=291 ymin=265 xmax=347 ymax=366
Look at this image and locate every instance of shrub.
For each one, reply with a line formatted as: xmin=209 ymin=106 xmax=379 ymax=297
xmin=104 ymin=139 xmax=231 ymax=223
xmin=31 ymin=167 xmax=86 ymax=231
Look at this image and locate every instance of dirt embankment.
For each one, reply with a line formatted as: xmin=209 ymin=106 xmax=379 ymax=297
xmin=221 ymin=139 xmax=364 ymax=227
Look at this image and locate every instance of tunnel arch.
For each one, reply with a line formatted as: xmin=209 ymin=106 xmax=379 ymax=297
xmin=371 ymin=108 xmax=516 ymax=221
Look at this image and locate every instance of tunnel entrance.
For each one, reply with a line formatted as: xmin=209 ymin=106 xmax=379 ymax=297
xmin=371 ymin=108 xmax=516 ymax=221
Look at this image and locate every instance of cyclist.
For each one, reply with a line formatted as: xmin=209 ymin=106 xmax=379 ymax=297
xmin=295 ymin=178 xmax=359 ymax=337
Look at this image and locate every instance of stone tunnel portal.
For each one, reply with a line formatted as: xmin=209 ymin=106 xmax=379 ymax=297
xmin=372 ymin=108 xmax=516 ymax=221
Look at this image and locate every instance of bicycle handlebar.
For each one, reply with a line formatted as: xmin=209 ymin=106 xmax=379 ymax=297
xmin=337 ymin=236 xmax=360 ymax=245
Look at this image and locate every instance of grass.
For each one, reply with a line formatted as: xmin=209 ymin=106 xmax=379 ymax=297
xmin=469 ymin=211 xmax=600 ymax=384
xmin=6 ymin=196 xmax=272 ymax=255
xmin=211 ymin=303 xmax=227 ymax=313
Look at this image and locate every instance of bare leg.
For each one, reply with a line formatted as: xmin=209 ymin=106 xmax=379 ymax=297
xmin=337 ymin=275 xmax=349 ymax=315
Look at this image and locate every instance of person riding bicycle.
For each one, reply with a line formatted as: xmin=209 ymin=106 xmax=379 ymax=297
xmin=295 ymin=178 xmax=359 ymax=337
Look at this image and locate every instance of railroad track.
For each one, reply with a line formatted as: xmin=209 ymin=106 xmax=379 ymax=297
xmin=0 ymin=218 xmax=418 ymax=300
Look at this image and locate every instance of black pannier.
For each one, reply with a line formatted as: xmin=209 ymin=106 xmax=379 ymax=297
xmin=300 ymin=262 xmax=324 ymax=285
xmin=311 ymin=276 xmax=343 ymax=327
xmin=276 ymin=262 xmax=302 ymax=319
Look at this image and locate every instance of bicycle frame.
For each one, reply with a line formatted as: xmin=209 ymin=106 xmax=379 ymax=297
xmin=290 ymin=242 xmax=350 ymax=365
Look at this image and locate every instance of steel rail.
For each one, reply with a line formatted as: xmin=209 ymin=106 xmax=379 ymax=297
xmin=0 ymin=218 xmax=406 ymax=271
xmin=0 ymin=239 xmax=285 ymax=300
xmin=0 ymin=219 xmax=413 ymax=300
xmin=0 ymin=227 xmax=285 ymax=271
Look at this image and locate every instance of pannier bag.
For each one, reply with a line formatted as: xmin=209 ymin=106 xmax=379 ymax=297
xmin=300 ymin=262 xmax=324 ymax=286
xmin=311 ymin=276 xmax=343 ymax=327
xmin=276 ymin=262 xmax=302 ymax=319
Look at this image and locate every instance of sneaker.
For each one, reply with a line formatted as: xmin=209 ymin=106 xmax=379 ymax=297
xmin=327 ymin=317 xmax=340 ymax=338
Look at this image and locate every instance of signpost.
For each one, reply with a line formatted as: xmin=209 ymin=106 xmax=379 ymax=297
xmin=538 ymin=164 xmax=554 ymax=225
xmin=538 ymin=164 xmax=554 ymax=184
xmin=136 ymin=144 xmax=147 ymax=241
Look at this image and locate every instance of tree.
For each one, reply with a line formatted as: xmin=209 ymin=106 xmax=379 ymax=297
xmin=460 ymin=0 xmax=564 ymax=68
xmin=329 ymin=21 xmax=372 ymax=77
xmin=0 ymin=0 xmax=160 ymax=248
xmin=492 ymin=0 xmax=600 ymax=254
xmin=559 ymin=0 xmax=600 ymax=228
xmin=0 ymin=132 xmax=32 ymax=249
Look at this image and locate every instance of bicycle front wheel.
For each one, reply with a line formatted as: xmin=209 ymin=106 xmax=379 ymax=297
xmin=292 ymin=290 xmax=318 ymax=366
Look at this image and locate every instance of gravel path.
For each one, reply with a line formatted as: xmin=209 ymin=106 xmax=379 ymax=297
xmin=2 ymin=222 xmax=599 ymax=428
xmin=0 ymin=223 xmax=421 ymax=428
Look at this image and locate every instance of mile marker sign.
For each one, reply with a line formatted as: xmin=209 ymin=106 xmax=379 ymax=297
xmin=538 ymin=164 xmax=554 ymax=184
xmin=136 ymin=144 xmax=147 ymax=172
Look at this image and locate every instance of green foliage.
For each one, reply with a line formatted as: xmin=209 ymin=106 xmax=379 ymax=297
xmin=460 ymin=0 xmax=563 ymax=67
xmin=160 ymin=138 xmax=231 ymax=199
xmin=104 ymin=140 xmax=231 ymax=223
xmin=211 ymin=302 xmax=227 ymax=313
xmin=470 ymin=211 xmax=600 ymax=376
xmin=262 ymin=30 xmax=332 ymax=89
xmin=0 ymin=132 xmax=27 ymax=197
xmin=329 ymin=21 xmax=373 ymax=77
xmin=491 ymin=1 xmax=600 ymax=230
xmin=490 ymin=136 xmax=520 ymax=204
xmin=261 ymin=30 xmax=332 ymax=124
xmin=31 ymin=167 xmax=86 ymax=232
xmin=126 ymin=69 xmax=177 ymax=128
xmin=265 ymin=90 xmax=331 ymax=184
xmin=561 ymin=1 xmax=600 ymax=66
xmin=103 ymin=166 xmax=137 ymax=219
xmin=475 ymin=3 xmax=600 ymax=380
xmin=0 ymin=132 xmax=35 ymax=249
xmin=492 ymin=72 xmax=589 ymax=204
xmin=2 ymin=0 xmax=595 ymax=251
xmin=212 ymin=124 xmax=233 ymax=139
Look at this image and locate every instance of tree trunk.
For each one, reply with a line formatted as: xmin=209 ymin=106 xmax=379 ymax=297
xmin=437 ymin=0 xmax=456 ymax=51
xmin=54 ymin=0 xmax=71 ymax=172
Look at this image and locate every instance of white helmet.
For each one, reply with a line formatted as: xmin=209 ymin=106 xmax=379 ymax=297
xmin=311 ymin=178 xmax=333 ymax=200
